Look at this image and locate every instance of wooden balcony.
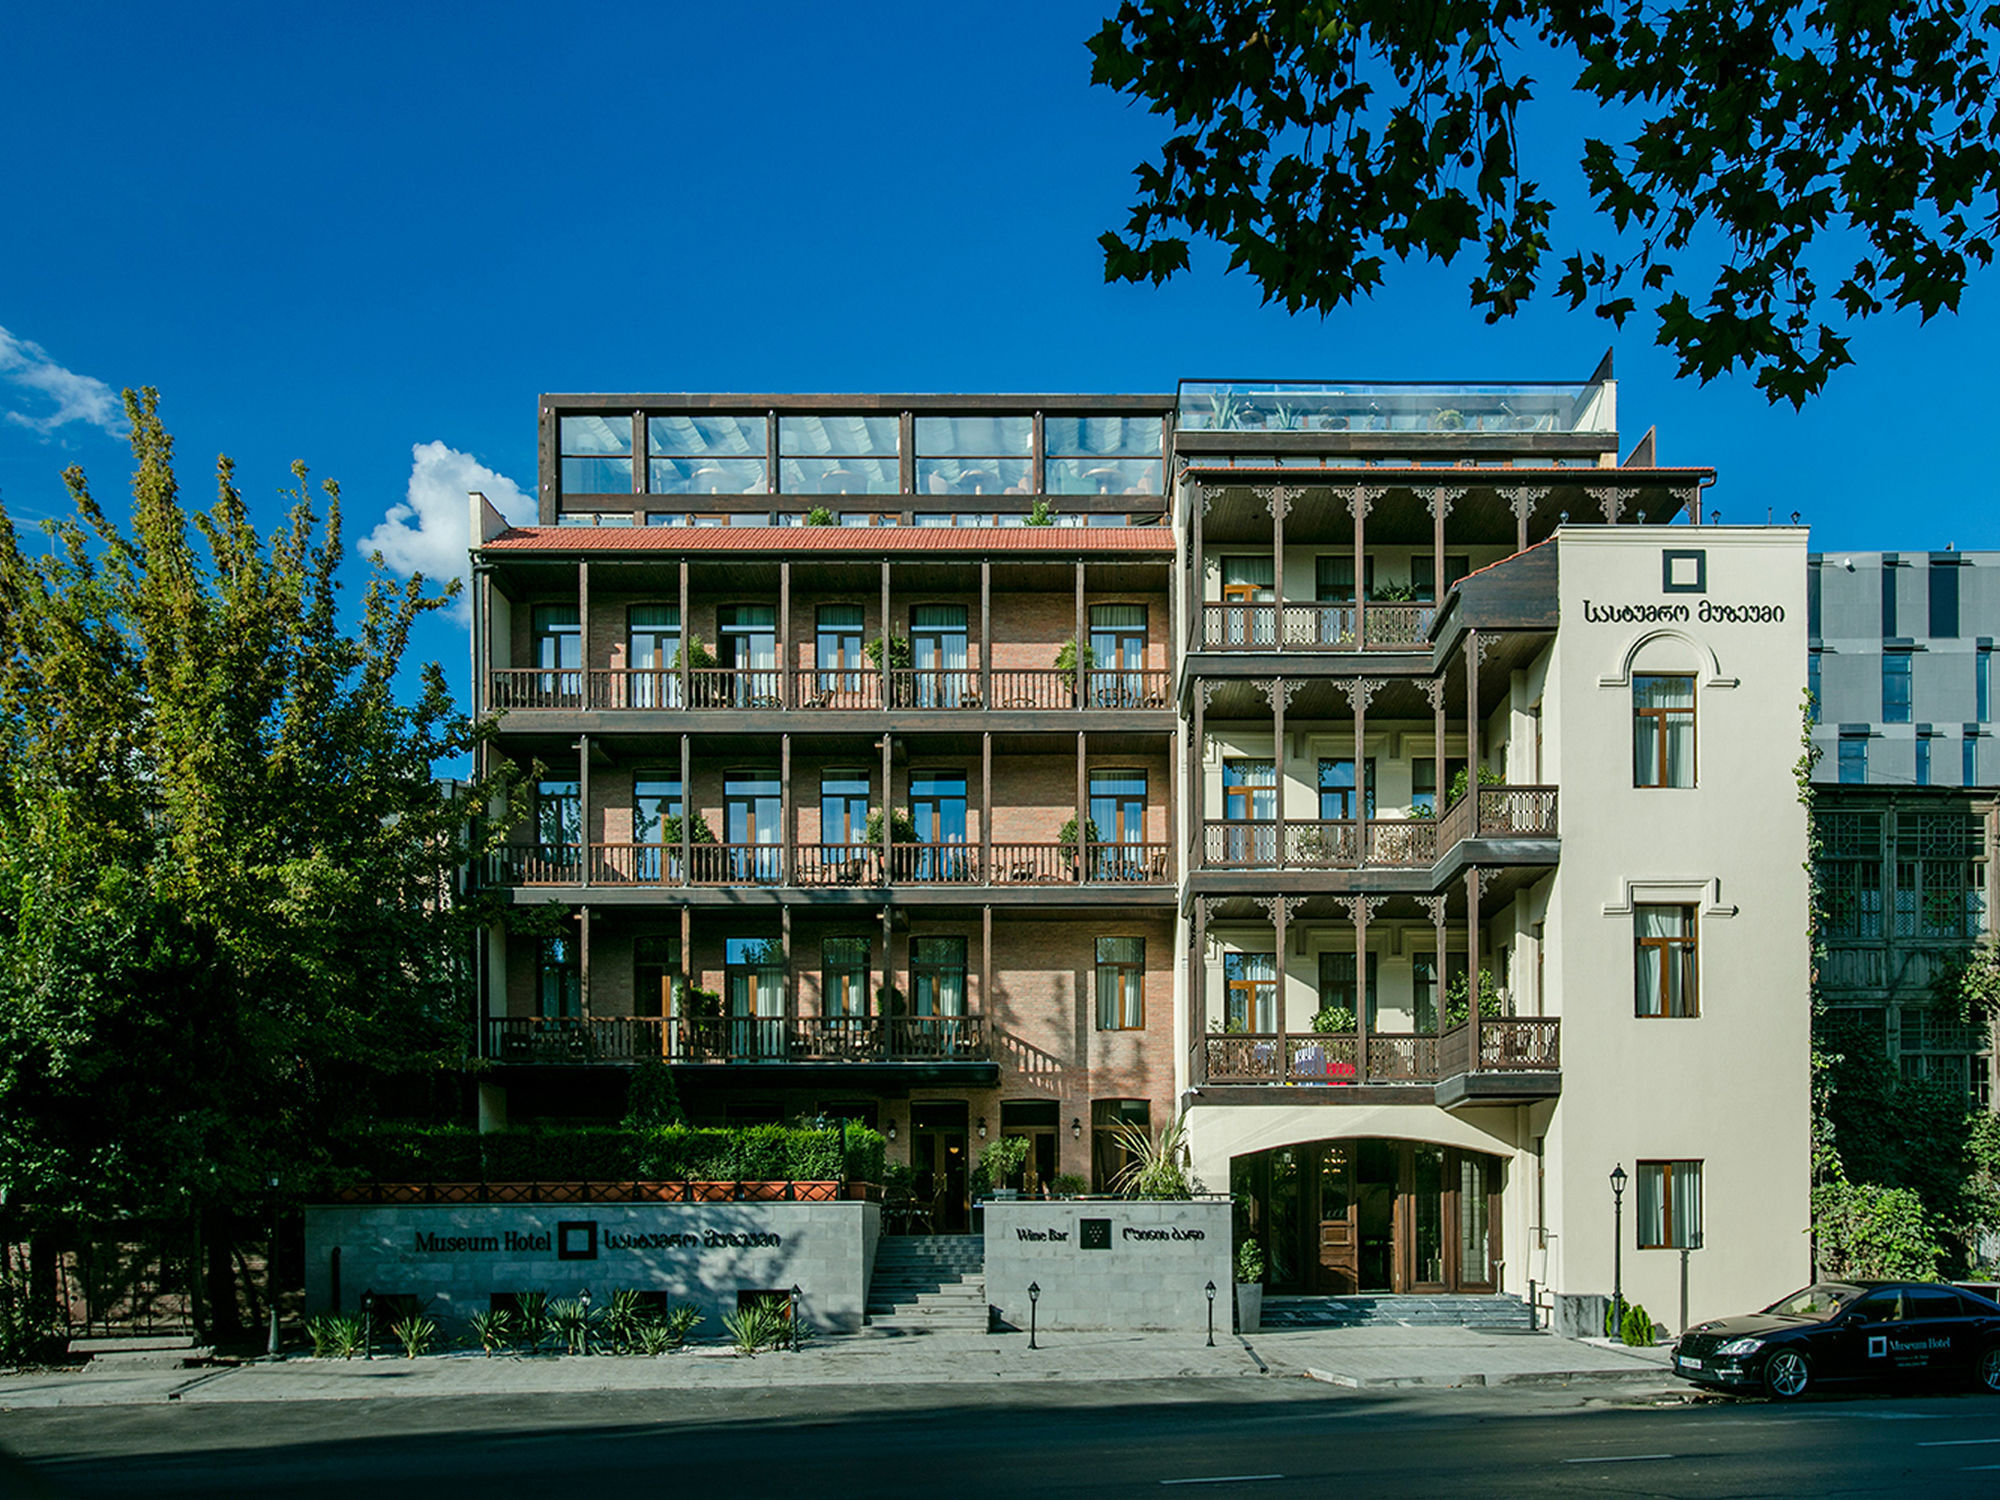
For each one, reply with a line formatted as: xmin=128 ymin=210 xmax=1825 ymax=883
xmin=485 ymin=1014 xmax=990 ymax=1067
xmin=1199 ymin=788 xmax=1556 ymax=874
xmin=1199 ymin=603 xmax=1436 ymax=652
xmin=487 ymin=666 xmax=1170 ymax=715
xmin=1195 ymin=1017 xmax=1560 ymax=1104
xmin=498 ymin=841 xmax=1174 ymax=890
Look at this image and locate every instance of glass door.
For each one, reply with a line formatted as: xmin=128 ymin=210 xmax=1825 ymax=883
xmin=1089 ymin=769 xmax=1147 ymax=880
xmin=724 ymin=773 xmax=782 ymax=883
xmin=1088 ymin=604 xmax=1147 ymax=706
xmin=910 ymin=604 xmax=969 ymax=707
xmin=1315 ymin=1143 xmax=1359 ymax=1294
xmin=1221 ymin=758 xmax=1277 ymax=865
xmin=819 ymin=770 xmax=871 ymax=879
xmin=627 ymin=604 xmax=680 ymax=707
xmin=717 ymin=605 xmax=777 ymax=706
xmin=532 ymin=605 xmax=582 ymax=705
xmin=725 ymin=936 xmax=785 ymax=1059
xmin=910 ymin=771 xmax=968 ymax=881
xmin=814 ymin=604 xmax=866 ymax=707
xmin=1219 ymin=558 xmax=1275 ymax=645
xmin=632 ymin=774 xmax=683 ymax=882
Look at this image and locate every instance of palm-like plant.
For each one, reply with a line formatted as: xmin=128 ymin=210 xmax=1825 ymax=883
xmin=1108 ymin=1112 xmax=1197 ymax=1199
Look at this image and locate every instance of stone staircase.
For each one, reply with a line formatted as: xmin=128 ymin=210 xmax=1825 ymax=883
xmin=864 ymin=1234 xmax=988 ymax=1334
xmin=1259 ymin=1294 xmax=1536 ymax=1331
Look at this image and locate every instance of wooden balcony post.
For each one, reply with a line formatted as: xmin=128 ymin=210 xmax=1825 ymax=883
xmin=1075 ymin=731 xmax=1088 ymax=880
xmin=1268 ymin=486 xmax=1287 ymax=652
xmin=1430 ymin=487 xmax=1450 ymax=609
xmin=1350 ymin=486 xmax=1371 ymax=649
xmin=1466 ymin=866 xmax=1483 ymax=1065
xmin=578 ymin=560 xmax=591 ymax=708
xmin=879 ymin=562 xmax=891 ymax=710
xmin=1345 ymin=895 xmax=1380 ymax=1076
xmin=779 ymin=561 xmax=792 ymax=709
xmin=1190 ymin=482 xmax=1205 ymax=656
xmin=1270 ymin=676 xmax=1287 ymax=868
xmin=1192 ymin=897 xmax=1209 ymax=1075
xmin=1465 ymin=628 xmax=1484 ymax=835
xmin=679 ymin=733 xmax=691 ymax=884
xmin=679 ymin=903 xmax=692 ymax=1055
xmin=1267 ymin=896 xmax=1289 ymax=1079
xmin=981 ymin=731 xmax=993 ymax=884
xmin=677 ymin=561 xmax=690 ymax=709
xmin=578 ymin=732 xmax=592 ymax=888
xmin=1074 ymin=560 xmax=1086 ymax=708
xmin=982 ymin=904 xmax=992 ymax=1018
xmin=980 ymin=560 xmax=992 ymax=710
xmin=1425 ymin=677 xmax=1449 ymax=820
xmin=1192 ymin=681 xmax=1209 ymax=872
xmin=780 ymin=733 xmax=792 ymax=886
xmin=1423 ymin=894 xmax=1450 ymax=1035
xmin=782 ymin=904 xmax=794 ymax=1031
xmin=579 ymin=905 xmax=592 ymax=1022
xmin=1344 ymin=679 xmax=1377 ymax=864
xmin=880 ymin=732 xmax=894 ymax=874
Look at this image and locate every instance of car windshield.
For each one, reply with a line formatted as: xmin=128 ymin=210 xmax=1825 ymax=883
xmin=1764 ymin=1285 xmax=1858 ymax=1318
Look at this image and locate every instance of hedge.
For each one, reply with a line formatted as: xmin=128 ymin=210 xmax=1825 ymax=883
xmin=331 ymin=1124 xmax=887 ymax=1188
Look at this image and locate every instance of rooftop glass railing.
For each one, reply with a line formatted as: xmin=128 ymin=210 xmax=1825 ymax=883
xmin=1175 ymin=381 xmax=1615 ymax=435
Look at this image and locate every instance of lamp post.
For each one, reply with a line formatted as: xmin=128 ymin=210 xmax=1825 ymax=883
xmin=790 ymin=1284 xmax=803 ymax=1351
xmin=1205 ymin=1281 xmax=1216 ymax=1348
xmin=266 ymin=1172 xmax=282 ymax=1358
xmin=579 ymin=1286 xmax=591 ymax=1356
xmin=1609 ymin=1164 xmax=1628 ymax=1339
xmin=1028 ymin=1281 xmax=1041 ymax=1350
xmin=1680 ymin=1228 xmax=1702 ymax=1337
xmin=362 ymin=1290 xmax=374 ymax=1360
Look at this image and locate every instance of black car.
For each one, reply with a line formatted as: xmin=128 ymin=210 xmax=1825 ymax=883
xmin=1673 ymin=1281 xmax=2000 ymax=1399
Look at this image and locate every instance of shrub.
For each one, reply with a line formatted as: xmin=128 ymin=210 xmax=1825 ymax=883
xmin=624 ymin=1060 xmax=685 ymax=1129
xmin=722 ymin=1299 xmax=789 ymax=1355
xmin=513 ymin=1292 xmax=550 ymax=1352
xmin=1812 ymin=1178 xmax=1944 ymax=1281
xmin=1049 ymin=1172 xmax=1089 ymax=1197
xmin=669 ymin=637 xmax=715 ymax=670
xmin=1310 ymin=1005 xmax=1356 ymax=1035
xmin=1235 ymin=1238 xmax=1266 ymax=1285
xmin=975 ymin=1136 xmax=1031 ymax=1194
xmin=306 ymin=1313 xmax=366 ymax=1359
xmin=863 ymin=807 xmax=919 ymax=846
xmin=1024 ymin=499 xmax=1058 ymax=527
xmin=637 ymin=1321 xmax=680 ymax=1356
xmin=391 ymin=1315 xmax=440 ymax=1358
xmin=546 ymin=1297 xmax=599 ymax=1355
xmin=664 ymin=1302 xmax=704 ymax=1345
xmin=803 ymin=506 xmax=835 ymax=526
xmin=1056 ymin=816 xmax=1102 ymax=859
xmin=601 ymin=1290 xmax=649 ymax=1354
xmin=468 ymin=1308 xmax=513 ymax=1355
xmin=1620 ymin=1303 xmax=1655 ymax=1347
xmin=658 ymin=811 xmax=716 ymax=847
xmin=1109 ymin=1113 xmax=1197 ymax=1199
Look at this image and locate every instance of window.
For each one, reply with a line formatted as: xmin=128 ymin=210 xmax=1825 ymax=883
xmin=1313 ymin=554 xmax=1373 ymax=604
xmin=1220 ymin=759 xmax=1277 ymax=864
xmin=537 ymin=934 xmax=580 ymax=1019
xmin=715 ymin=605 xmax=777 ymax=705
xmin=1917 ymin=732 xmax=1934 ymax=786
xmin=1881 ymin=562 xmax=1898 ymax=638
xmin=1089 ymin=770 xmax=1148 ymax=878
xmin=909 ymin=772 xmax=969 ymax=880
xmin=1979 ymin=652 xmax=1992 ymax=724
xmin=1967 ymin=732 xmax=1981 ymax=786
xmin=911 ymin=936 xmax=968 ymax=1016
xmin=723 ymin=773 xmax=782 ymax=883
xmin=627 ymin=605 xmax=680 ymax=708
xmin=820 ymin=772 xmax=871 ymax=861
xmin=813 ymin=605 xmax=868 ymax=706
xmin=1316 ymin=951 xmax=1378 ymax=1029
xmin=1412 ymin=757 xmax=1469 ymax=815
xmin=535 ymin=778 xmax=581 ymax=863
xmin=779 ymin=414 xmax=897 ymax=495
xmin=1930 ymin=560 xmax=1959 ymax=638
xmin=1840 ymin=735 xmax=1869 ymax=783
xmin=1636 ymin=1160 xmax=1703 ymax=1249
xmin=1410 ymin=554 xmax=1471 ymax=602
xmin=1224 ymin=952 xmax=1277 ymax=1032
xmin=1046 ymin=415 xmax=1163 ymax=496
xmin=909 ymin=605 xmax=970 ymax=707
xmin=1317 ymin=758 xmax=1377 ymax=820
xmin=1089 ymin=604 xmax=1149 ymax=706
xmin=1883 ymin=653 xmax=1912 ymax=723
xmin=632 ymin=775 xmax=682 ymax=880
xmin=1807 ymin=561 xmax=1822 ymax=638
xmin=1634 ymin=906 xmax=1698 ymax=1017
xmin=1092 ymin=1098 xmax=1152 ymax=1193
xmin=531 ymin=604 xmax=582 ymax=705
xmin=915 ymin=415 xmax=1033 ymax=495
xmin=647 ymin=414 xmax=766 ymax=495
xmin=1807 ymin=651 xmax=1821 ymax=720
xmin=821 ymin=936 xmax=871 ymax=1020
xmin=1095 ymin=937 xmax=1145 ymax=1029
xmin=1632 ymin=675 xmax=1695 ymax=787
xmin=1817 ymin=811 xmax=1884 ymax=939
xmin=634 ymin=935 xmax=680 ymax=1019
xmin=1218 ymin=557 xmax=1277 ymax=646
xmin=560 ymin=414 xmax=632 ymax=493
xmin=724 ymin=936 xmax=785 ymax=1057
xmin=1894 ymin=811 xmax=1985 ymax=938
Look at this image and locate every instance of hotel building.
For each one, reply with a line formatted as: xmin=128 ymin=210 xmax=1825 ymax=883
xmin=467 ymin=365 xmax=1813 ymax=1327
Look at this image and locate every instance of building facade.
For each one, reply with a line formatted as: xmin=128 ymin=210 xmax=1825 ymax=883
xmin=1809 ymin=550 xmax=1998 ymax=1107
xmin=466 ymin=368 xmax=1814 ymax=1328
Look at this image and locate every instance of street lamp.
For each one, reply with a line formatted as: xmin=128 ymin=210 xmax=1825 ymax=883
xmin=790 ymin=1284 xmax=804 ymax=1351
xmin=1205 ymin=1281 xmax=1216 ymax=1348
xmin=1028 ymin=1281 xmax=1041 ymax=1350
xmin=579 ymin=1286 xmax=591 ymax=1355
xmin=1609 ymin=1164 xmax=1628 ymax=1339
xmin=266 ymin=1172 xmax=282 ymax=1359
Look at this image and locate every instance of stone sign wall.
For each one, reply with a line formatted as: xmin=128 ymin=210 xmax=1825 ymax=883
xmin=305 ymin=1200 xmax=881 ymax=1333
xmin=982 ymin=1199 xmax=1230 ymax=1333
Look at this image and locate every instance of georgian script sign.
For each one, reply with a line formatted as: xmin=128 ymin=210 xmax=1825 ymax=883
xmin=1582 ymin=600 xmax=1784 ymax=624
xmin=411 ymin=1223 xmax=781 ymax=1256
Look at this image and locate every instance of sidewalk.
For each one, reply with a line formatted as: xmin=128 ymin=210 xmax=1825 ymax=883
xmin=0 ymin=1326 xmax=1677 ymax=1408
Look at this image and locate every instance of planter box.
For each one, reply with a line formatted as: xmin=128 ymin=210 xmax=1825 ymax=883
xmin=1236 ymin=1282 xmax=1263 ymax=1334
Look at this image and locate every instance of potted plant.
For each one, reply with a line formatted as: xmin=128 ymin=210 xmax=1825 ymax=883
xmin=802 ymin=505 xmax=835 ymax=526
xmin=1309 ymin=1005 xmax=1356 ymax=1036
xmin=863 ymin=634 xmax=913 ymax=703
xmin=1024 ymin=499 xmax=1059 ymax=526
xmin=1057 ymin=815 xmax=1102 ymax=877
xmin=976 ymin=1135 xmax=1031 ymax=1198
xmin=1235 ymin=1238 xmax=1266 ymax=1333
xmin=1053 ymin=637 xmax=1097 ymax=702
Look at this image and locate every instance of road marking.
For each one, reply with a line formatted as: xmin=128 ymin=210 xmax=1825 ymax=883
xmin=1561 ymin=1454 xmax=1675 ymax=1465
xmin=1161 ymin=1476 xmax=1284 ymax=1486
xmin=1919 ymin=1439 xmax=2000 ymax=1447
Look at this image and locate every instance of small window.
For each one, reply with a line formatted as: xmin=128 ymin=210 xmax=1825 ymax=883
xmin=1840 ymin=736 xmax=1869 ymax=784
xmin=780 ymin=415 xmax=898 ymax=496
xmin=1095 ymin=938 xmax=1145 ymax=1029
xmin=1881 ymin=563 xmax=1898 ymax=638
xmin=911 ymin=935 xmax=968 ymax=1016
xmin=560 ymin=414 xmax=632 ymax=494
xmin=1224 ymin=952 xmax=1277 ymax=1032
xmin=1883 ymin=653 xmax=1912 ymax=723
xmin=821 ymin=935 xmax=871 ymax=1019
xmin=1634 ymin=906 xmax=1697 ymax=1017
xmin=1930 ymin=561 xmax=1959 ymax=639
xmin=647 ymin=414 xmax=767 ymax=495
xmin=1917 ymin=733 xmax=1933 ymax=787
xmin=538 ymin=934 xmax=580 ymax=1019
xmin=1633 ymin=675 xmax=1695 ymax=787
xmin=1091 ymin=1098 xmax=1152 ymax=1193
xmin=1807 ymin=652 xmax=1821 ymax=720
xmin=1966 ymin=733 xmax=1980 ymax=786
xmin=1979 ymin=652 xmax=1991 ymax=724
xmin=1636 ymin=1160 xmax=1702 ymax=1249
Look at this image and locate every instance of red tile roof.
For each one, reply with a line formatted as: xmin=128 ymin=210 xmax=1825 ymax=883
xmin=481 ymin=525 xmax=1176 ymax=555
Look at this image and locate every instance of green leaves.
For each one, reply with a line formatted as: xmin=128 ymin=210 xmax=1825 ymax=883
xmin=1092 ymin=0 xmax=2000 ymax=402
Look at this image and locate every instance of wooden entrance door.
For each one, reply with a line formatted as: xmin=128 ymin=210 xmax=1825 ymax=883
xmin=1314 ymin=1142 xmax=1359 ymax=1293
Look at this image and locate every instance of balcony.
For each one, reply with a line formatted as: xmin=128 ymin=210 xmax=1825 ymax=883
xmin=1198 ymin=788 xmax=1557 ymax=874
xmin=492 ymin=841 xmax=1174 ymax=890
xmin=1194 ymin=1018 xmax=1560 ymax=1105
xmin=485 ymin=1014 xmax=990 ymax=1068
xmin=488 ymin=666 xmax=1171 ymax=714
xmin=1199 ymin=603 xmax=1435 ymax=653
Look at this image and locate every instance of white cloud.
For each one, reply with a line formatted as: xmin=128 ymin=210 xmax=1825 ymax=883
xmin=0 ymin=325 xmax=126 ymax=437
xmin=359 ymin=442 xmax=536 ymax=621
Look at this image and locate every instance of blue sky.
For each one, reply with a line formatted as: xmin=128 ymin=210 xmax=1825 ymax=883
xmin=3 ymin=1 xmax=1995 ymax=693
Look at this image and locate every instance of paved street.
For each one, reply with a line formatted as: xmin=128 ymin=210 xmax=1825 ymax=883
xmin=5 ymin=1373 xmax=2000 ymax=1498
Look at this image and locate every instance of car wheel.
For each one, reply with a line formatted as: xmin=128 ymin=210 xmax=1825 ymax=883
xmin=1763 ymin=1348 xmax=1811 ymax=1400
xmin=1977 ymin=1345 xmax=2000 ymax=1394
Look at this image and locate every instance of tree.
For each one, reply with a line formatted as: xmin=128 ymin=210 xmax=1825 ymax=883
xmin=0 ymin=390 xmax=520 ymax=1339
xmin=1089 ymin=0 xmax=2000 ymax=405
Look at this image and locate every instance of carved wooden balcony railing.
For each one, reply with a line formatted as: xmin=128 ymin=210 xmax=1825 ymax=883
xmin=486 ymin=1014 xmax=992 ymax=1066
xmin=493 ymin=841 xmax=1177 ymax=889
xmin=1200 ymin=603 xmax=1436 ymax=652
xmin=1199 ymin=789 xmax=1556 ymax=874
xmin=1197 ymin=1019 xmax=1557 ymax=1088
